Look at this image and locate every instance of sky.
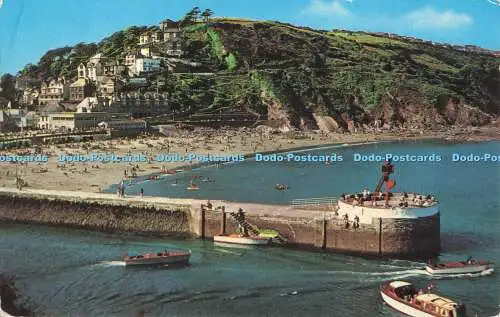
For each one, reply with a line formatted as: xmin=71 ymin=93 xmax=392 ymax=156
xmin=0 ymin=0 xmax=499 ymax=75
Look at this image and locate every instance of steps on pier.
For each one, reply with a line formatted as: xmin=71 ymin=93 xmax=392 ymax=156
xmin=229 ymin=212 xmax=260 ymax=236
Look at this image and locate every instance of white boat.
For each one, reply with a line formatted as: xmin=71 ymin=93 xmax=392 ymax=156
xmin=425 ymin=260 xmax=494 ymax=275
xmin=380 ymin=281 xmax=467 ymax=317
xmin=123 ymin=249 xmax=191 ymax=266
xmin=213 ymin=234 xmax=270 ymax=245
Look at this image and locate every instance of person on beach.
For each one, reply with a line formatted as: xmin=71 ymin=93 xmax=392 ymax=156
xmin=140 ymin=188 xmax=144 ymax=198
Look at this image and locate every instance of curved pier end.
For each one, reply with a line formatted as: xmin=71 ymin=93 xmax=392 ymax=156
xmin=378 ymin=213 xmax=440 ymax=258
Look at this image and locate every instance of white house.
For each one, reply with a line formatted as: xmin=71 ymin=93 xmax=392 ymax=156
xmin=39 ymin=78 xmax=69 ymax=104
xmin=76 ymin=97 xmax=100 ymax=113
xmin=125 ymin=53 xmax=140 ymax=66
xmin=135 ymin=58 xmax=162 ymax=73
xmin=98 ymin=119 xmax=147 ymax=137
xmin=38 ymin=111 xmax=130 ymax=131
xmin=21 ymin=88 xmax=39 ymax=106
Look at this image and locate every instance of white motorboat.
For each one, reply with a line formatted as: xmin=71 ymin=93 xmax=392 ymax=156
xmin=213 ymin=234 xmax=270 ymax=245
xmin=380 ymin=280 xmax=467 ymax=317
xmin=425 ymin=260 xmax=494 ymax=275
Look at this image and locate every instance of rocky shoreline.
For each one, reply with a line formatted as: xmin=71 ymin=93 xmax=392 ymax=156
xmin=0 ymin=275 xmax=31 ymax=317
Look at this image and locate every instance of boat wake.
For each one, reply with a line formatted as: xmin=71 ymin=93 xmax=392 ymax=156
xmin=326 ymin=268 xmax=426 ymax=276
xmin=213 ymin=248 xmax=243 ymax=256
xmin=93 ymin=261 xmax=126 ymax=267
xmin=363 ymin=269 xmax=426 ymax=277
xmin=336 ymin=267 xmax=495 ymax=282
xmin=323 ymin=268 xmax=428 ymax=282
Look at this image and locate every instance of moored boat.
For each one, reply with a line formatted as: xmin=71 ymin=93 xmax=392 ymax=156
xmin=214 ymin=234 xmax=270 ymax=245
xmin=123 ymin=249 xmax=191 ymax=266
xmin=275 ymin=184 xmax=289 ymax=190
xmin=425 ymin=259 xmax=494 ymax=275
xmin=380 ymin=281 xmax=467 ymax=317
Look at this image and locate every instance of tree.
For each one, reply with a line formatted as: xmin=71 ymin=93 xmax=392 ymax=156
xmin=201 ymin=9 xmax=214 ymax=23
xmin=180 ymin=6 xmax=201 ymax=27
xmin=0 ymin=73 xmax=17 ymax=102
xmin=189 ymin=7 xmax=201 ymax=20
xmin=18 ymin=63 xmax=37 ymax=77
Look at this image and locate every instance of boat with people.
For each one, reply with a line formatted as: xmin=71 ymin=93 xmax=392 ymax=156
xmin=213 ymin=234 xmax=271 ymax=245
xmin=380 ymin=280 xmax=467 ymax=317
xmin=122 ymin=249 xmax=191 ymax=266
xmin=425 ymin=256 xmax=494 ymax=275
xmin=275 ymin=184 xmax=289 ymax=190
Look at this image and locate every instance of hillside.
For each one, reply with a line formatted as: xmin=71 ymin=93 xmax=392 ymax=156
xmin=16 ymin=18 xmax=500 ymax=131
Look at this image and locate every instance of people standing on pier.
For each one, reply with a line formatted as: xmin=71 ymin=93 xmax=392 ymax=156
xmin=362 ymin=188 xmax=370 ymax=200
xmin=352 ymin=215 xmax=360 ymax=229
xmin=236 ymin=208 xmax=249 ymax=237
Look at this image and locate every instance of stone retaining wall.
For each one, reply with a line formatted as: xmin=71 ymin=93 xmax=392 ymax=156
xmin=0 ymin=194 xmax=193 ymax=237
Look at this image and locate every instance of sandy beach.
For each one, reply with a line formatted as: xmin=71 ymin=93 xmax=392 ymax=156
xmin=0 ymin=125 xmax=498 ymax=193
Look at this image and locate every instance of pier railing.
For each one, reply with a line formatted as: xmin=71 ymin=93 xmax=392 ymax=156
xmin=290 ymin=197 xmax=338 ymax=210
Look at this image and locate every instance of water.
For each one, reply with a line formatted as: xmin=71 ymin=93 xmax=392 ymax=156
xmin=1 ymin=140 xmax=499 ymax=316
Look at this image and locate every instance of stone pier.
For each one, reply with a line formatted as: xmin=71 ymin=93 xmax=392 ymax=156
xmin=0 ymin=188 xmax=440 ymax=258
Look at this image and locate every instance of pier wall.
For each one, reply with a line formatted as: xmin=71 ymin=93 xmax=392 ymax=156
xmin=203 ymin=209 xmax=440 ymax=257
xmin=0 ymin=193 xmax=194 ymax=237
xmin=380 ymin=213 xmax=440 ymax=256
xmin=0 ymin=190 xmax=440 ymax=258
